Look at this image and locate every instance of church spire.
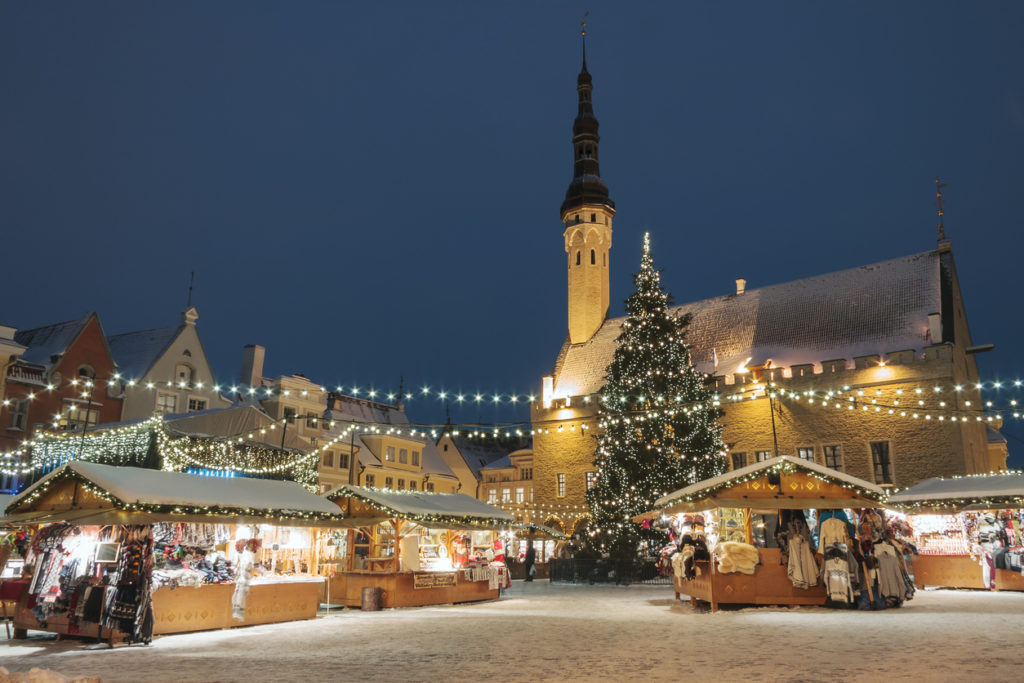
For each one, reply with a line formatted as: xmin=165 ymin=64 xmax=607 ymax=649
xmin=560 ymin=17 xmax=614 ymax=219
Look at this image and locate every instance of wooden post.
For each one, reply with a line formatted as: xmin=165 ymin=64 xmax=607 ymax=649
xmin=346 ymin=529 xmax=355 ymax=572
xmin=743 ymin=508 xmax=753 ymax=545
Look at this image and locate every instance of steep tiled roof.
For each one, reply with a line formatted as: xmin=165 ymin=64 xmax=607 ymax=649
xmin=553 ymin=250 xmax=942 ymax=397
xmin=15 ymin=314 xmax=94 ymax=367
xmin=107 ymin=326 xmax=180 ymax=379
xmin=448 ymin=437 xmax=529 ymax=479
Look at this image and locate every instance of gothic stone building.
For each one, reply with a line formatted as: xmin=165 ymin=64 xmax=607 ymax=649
xmin=528 ymin=49 xmax=996 ymax=537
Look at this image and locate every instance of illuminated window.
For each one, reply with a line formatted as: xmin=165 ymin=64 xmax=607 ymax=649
xmin=731 ymin=452 xmax=746 ymax=469
xmin=399 ymin=448 xmax=408 ymax=464
xmin=488 ymin=489 xmax=497 ymax=504
xmin=59 ymin=403 xmax=98 ymax=429
xmin=755 ymin=450 xmax=771 ymax=462
xmin=870 ymin=441 xmax=893 ymax=485
xmin=824 ymin=445 xmax=842 ymax=471
xmin=557 ymin=473 xmax=566 ymax=497
xmin=364 ymin=474 xmax=375 ymax=487
xmin=156 ymin=393 xmax=177 ymax=414
xmin=385 ymin=446 xmax=395 ymax=462
xmin=502 ymin=488 xmax=511 ymax=503
xmin=797 ymin=447 xmax=814 ymax=461
xmin=585 ymin=472 xmax=597 ymax=490
xmin=516 ymin=487 xmax=524 ymax=504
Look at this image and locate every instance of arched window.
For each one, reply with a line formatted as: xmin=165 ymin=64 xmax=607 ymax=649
xmin=590 ymin=250 xmax=596 ymax=264
xmin=576 ymin=251 xmax=581 ymax=266
xmin=77 ymin=364 xmax=94 ymax=379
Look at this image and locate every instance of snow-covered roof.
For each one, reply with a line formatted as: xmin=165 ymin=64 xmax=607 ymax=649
xmin=511 ymin=522 xmax=567 ymax=540
xmin=887 ymin=472 xmax=1024 ymax=510
xmin=553 ymin=250 xmax=942 ymax=397
xmin=448 ymin=437 xmax=528 ymax=479
xmin=7 ymin=461 xmax=342 ymax=522
xmin=650 ymin=456 xmax=886 ymax=515
xmin=14 ymin=314 xmax=94 ymax=367
xmin=107 ymin=325 xmax=180 ymax=378
xmin=481 ymin=455 xmax=512 ymax=471
xmin=327 ymin=484 xmax=512 ymax=528
xmin=986 ymin=425 xmax=1007 ymax=444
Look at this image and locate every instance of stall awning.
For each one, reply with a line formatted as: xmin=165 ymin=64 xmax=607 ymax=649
xmin=510 ymin=522 xmax=567 ymax=541
xmin=4 ymin=461 xmax=346 ymax=527
xmin=326 ymin=484 xmax=513 ymax=529
xmin=887 ymin=471 xmax=1024 ymax=512
xmin=639 ymin=456 xmax=887 ymax=519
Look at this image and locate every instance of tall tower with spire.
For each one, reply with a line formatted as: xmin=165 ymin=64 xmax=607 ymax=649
xmin=562 ymin=22 xmax=615 ymax=345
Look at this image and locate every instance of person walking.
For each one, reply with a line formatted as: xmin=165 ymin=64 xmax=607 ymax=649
xmin=525 ymin=540 xmax=537 ymax=582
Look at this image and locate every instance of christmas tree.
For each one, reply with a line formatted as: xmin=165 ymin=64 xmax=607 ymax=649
xmin=585 ymin=232 xmax=727 ymax=559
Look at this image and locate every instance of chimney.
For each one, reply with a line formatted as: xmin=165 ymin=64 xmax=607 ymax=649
xmin=735 ymin=278 xmax=746 ymax=295
xmin=240 ymin=344 xmax=265 ymax=387
xmin=927 ymin=313 xmax=943 ymax=343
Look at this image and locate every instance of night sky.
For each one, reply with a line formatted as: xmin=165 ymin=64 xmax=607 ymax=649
xmin=2 ymin=3 xmax=1022 ymax=459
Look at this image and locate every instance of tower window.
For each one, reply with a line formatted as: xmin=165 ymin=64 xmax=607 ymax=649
xmin=590 ymin=213 xmax=596 ymax=222
xmin=576 ymin=251 xmax=581 ymax=266
xmin=590 ymin=250 xmax=596 ymax=265
xmin=575 ymin=214 xmax=580 ymax=223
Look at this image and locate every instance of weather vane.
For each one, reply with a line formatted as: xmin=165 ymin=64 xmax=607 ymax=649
xmin=935 ymin=178 xmax=947 ymax=241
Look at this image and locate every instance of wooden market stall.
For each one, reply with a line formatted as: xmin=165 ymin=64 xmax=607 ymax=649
xmin=3 ymin=461 xmax=346 ymax=641
xmin=324 ymin=485 xmax=513 ymax=608
xmin=505 ymin=523 xmax=567 ymax=580
xmin=642 ymin=456 xmax=888 ymax=611
xmin=887 ymin=472 xmax=1024 ymax=591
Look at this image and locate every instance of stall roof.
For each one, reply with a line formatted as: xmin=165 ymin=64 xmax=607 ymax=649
xmin=327 ymin=484 xmax=513 ymax=529
xmin=511 ymin=522 xmax=567 ymax=541
xmin=6 ymin=461 xmax=344 ymax=526
xmin=645 ymin=456 xmax=887 ymax=517
xmin=887 ymin=471 xmax=1024 ymax=511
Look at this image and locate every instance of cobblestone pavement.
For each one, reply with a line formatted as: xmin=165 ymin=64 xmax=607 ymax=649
xmin=2 ymin=582 xmax=1023 ymax=682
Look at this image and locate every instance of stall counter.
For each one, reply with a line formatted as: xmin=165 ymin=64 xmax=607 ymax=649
xmin=912 ymin=554 xmax=1024 ymax=592
xmin=323 ymin=570 xmax=498 ymax=608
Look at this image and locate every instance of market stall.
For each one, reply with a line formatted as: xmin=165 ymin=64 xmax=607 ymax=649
xmin=887 ymin=472 xmax=1024 ymax=591
xmin=642 ymin=456 xmax=900 ymax=611
xmin=323 ymin=485 xmax=513 ymax=608
xmin=3 ymin=461 xmax=346 ymax=642
xmin=504 ymin=523 xmax=566 ymax=580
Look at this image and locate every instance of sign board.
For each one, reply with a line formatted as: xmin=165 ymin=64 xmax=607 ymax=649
xmin=413 ymin=572 xmax=457 ymax=589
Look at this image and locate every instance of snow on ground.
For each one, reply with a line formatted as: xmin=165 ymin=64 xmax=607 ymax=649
xmin=2 ymin=582 xmax=1024 ymax=682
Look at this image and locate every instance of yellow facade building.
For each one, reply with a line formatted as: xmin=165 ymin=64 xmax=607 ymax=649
xmin=528 ymin=50 xmax=1003 ymax=537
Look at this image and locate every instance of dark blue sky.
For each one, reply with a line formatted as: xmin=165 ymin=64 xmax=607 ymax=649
xmin=2 ymin=2 xmax=1023 ymax=456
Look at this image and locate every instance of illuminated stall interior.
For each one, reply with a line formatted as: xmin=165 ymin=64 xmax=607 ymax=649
xmin=888 ymin=472 xmax=1024 ymax=591
xmin=643 ymin=456 xmax=889 ymax=611
xmin=3 ymin=461 xmax=346 ymax=641
xmin=323 ymin=485 xmax=514 ymax=608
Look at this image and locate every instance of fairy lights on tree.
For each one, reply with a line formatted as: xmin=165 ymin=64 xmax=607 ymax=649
xmin=586 ymin=233 xmax=727 ymax=559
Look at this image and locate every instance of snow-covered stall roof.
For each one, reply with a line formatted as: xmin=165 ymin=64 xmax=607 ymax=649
xmin=511 ymin=522 xmax=567 ymax=540
xmin=327 ymin=484 xmax=513 ymax=529
xmin=887 ymin=472 xmax=1024 ymax=511
xmin=553 ymin=250 xmax=941 ymax=397
xmin=6 ymin=461 xmax=344 ymax=526
xmin=645 ymin=456 xmax=886 ymax=517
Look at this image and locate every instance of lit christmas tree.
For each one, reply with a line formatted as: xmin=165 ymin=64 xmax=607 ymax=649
xmin=585 ymin=232 xmax=727 ymax=559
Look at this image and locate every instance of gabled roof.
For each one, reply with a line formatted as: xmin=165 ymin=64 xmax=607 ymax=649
xmin=326 ymin=484 xmax=513 ymax=528
xmin=887 ymin=472 xmax=1024 ymax=511
xmin=107 ymin=325 xmax=181 ymax=379
xmin=6 ymin=461 xmax=343 ymax=525
xmin=554 ymin=250 xmax=943 ymax=397
xmin=986 ymin=425 xmax=1007 ymax=444
xmin=14 ymin=314 xmax=94 ymax=367
xmin=648 ymin=456 xmax=886 ymax=515
xmin=445 ymin=436 xmax=530 ymax=479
